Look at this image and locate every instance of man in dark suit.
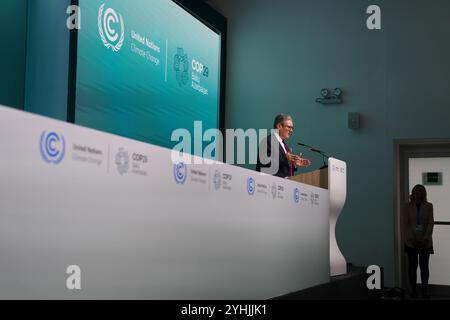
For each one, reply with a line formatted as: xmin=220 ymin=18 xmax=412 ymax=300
xmin=256 ymin=114 xmax=310 ymax=178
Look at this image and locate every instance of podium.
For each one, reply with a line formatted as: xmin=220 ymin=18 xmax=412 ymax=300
xmin=289 ymin=159 xmax=348 ymax=277
xmin=289 ymin=167 xmax=328 ymax=189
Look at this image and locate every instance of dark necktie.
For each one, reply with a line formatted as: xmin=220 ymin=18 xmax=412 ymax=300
xmin=282 ymin=140 xmax=293 ymax=177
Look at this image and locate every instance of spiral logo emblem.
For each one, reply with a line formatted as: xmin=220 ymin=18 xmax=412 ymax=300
xmin=247 ymin=177 xmax=255 ymax=196
xmin=40 ymin=131 xmax=65 ymax=165
xmin=174 ymin=163 xmax=187 ymax=184
xmin=293 ymin=188 xmax=300 ymax=203
xmin=98 ymin=4 xmax=125 ymax=52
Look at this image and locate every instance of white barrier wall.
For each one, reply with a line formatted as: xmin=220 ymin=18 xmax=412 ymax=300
xmin=0 ymin=105 xmax=330 ymax=299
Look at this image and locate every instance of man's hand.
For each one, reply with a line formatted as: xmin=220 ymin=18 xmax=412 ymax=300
xmin=292 ymin=154 xmax=311 ymax=167
xmin=286 ymin=153 xmax=297 ymax=163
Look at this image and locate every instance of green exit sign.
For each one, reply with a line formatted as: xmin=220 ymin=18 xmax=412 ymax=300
xmin=422 ymin=172 xmax=443 ymax=185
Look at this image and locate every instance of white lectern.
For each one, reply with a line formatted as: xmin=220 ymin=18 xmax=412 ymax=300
xmin=289 ymin=157 xmax=347 ymax=276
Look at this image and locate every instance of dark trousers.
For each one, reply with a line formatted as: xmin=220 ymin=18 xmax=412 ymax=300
xmin=406 ymin=247 xmax=430 ymax=295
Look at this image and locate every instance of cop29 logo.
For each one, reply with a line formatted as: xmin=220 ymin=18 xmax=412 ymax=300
xmin=271 ymin=183 xmax=277 ymax=199
xmin=115 ymin=147 xmax=129 ymax=175
xmin=40 ymin=131 xmax=66 ymax=165
xmin=174 ymin=163 xmax=187 ymax=184
xmin=174 ymin=48 xmax=189 ymax=86
xmin=98 ymin=3 xmax=124 ymax=52
xmin=213 ymin=170 xmax=221 ymax=190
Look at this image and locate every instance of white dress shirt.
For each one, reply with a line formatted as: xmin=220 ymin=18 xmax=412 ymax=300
xmin=273 ymin=132 xmax=288 ymax=154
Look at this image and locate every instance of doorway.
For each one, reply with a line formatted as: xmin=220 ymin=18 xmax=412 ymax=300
xmin=395 ymin=139 xmax=450 ymax=297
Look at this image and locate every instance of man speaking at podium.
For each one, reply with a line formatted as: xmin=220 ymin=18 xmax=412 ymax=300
xmin=256 ymin=114 xmax=311 ymax=178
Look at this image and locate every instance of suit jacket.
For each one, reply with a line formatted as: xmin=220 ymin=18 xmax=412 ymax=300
xmin=401 ymin=201 xmax=434 ymax=249
xmin=256 ymin=134 xmax=297 ymax=178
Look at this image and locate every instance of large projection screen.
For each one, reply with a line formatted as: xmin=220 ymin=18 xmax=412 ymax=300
xmin=73 ymin=0 xmax=222 ymax=155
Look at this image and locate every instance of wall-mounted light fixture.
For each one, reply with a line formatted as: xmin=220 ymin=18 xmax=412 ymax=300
xmin=316 ymin=88 xmax=343 ymax=104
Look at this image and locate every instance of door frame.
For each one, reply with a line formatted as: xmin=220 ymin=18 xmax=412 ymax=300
xmin=394 ymin=139 xmax=450 ymax=288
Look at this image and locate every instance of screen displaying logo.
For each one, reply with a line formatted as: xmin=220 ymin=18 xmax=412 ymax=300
xmin=213 ymin=170 xmax=221 ymax=190
xmin=98 ymin=3 xmax=125 ymax=52
xmin=247 ymin=177 xmax=255 ymax=196
xmin=174 ymin=162 xmax=187 ymax=184
xmin=40 ymin=131 xmax=65 ymax=164
xmin=174 ymin=48 xmax=189 ymax=86
xmin=115 ymin=147 xmax=129 ymax=175
xmin=293 ymin=188 xmax=300 ymax=203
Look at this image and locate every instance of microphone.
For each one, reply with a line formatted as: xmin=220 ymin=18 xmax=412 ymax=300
xmin=297 ymin=143 xmax=327 ymax=155
xmin=297 ymin=142 xmax=329 ymax=168
xmin=297 ymin=142 xmax=314 ymax=149
xmin=311 ymin=148 xmax=325 ymax=155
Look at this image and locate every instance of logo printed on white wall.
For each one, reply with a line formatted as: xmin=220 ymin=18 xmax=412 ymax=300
xmin=293 ymin=188 xmax=300 ymax=203
xmin=98 ymin=3 xmax=125 ymax=52
xmin=247 ymin=177 xmax=255 ymax=196
xmin=40 ymin=131 xmax=66 ymax=165
xmin=213 ymin=170 xmax=221 ymax=190
xmin=174 ymin=163 xmax=187 ymax=184
xmin=115 ymin=147 xmax=129 ymax=175
xmin=271 ymin=183 xmax=277 ymax=199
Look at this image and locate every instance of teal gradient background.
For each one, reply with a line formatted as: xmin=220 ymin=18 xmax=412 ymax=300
xmin=76 ymin=0 xmax=221 ymax=153
xmin=0 ymin=0 xmax=27 ymax=110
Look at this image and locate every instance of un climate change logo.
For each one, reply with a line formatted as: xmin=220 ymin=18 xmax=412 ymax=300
xmin=98 ymin=3 xmax=124 ymax=52
xmin=40 ymin=131 xmax=65 ymax=165
xmin=174 ymin=163 xmax=187 ymax=184
xmin=294 ymin=188 xmax=300 ymax=203
xmin=247 ymin=177 xmax=255 ymax=196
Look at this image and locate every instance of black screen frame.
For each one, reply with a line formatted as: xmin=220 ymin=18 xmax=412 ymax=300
xmin=67 ymin=0 xmax=227 ymax=140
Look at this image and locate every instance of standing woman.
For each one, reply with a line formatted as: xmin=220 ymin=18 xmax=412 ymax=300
xmin=402 ymin=184 xmax=434 ymax=299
